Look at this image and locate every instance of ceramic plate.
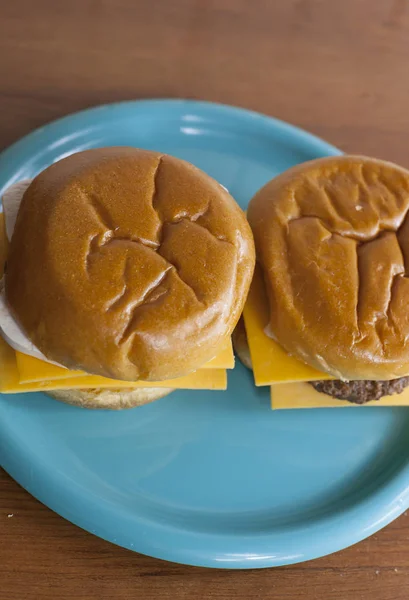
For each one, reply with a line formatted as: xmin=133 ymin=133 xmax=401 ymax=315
xmin=1 ymin=100 xmax=409 ymax=568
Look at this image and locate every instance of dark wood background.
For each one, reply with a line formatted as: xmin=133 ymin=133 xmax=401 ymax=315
xmin=1 ymin=1 xmax=409 ymax=598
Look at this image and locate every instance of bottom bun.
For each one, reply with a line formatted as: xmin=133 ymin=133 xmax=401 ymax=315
xmin=47 ymin=387 xmax=174 ymax=410
xmin=232 ymin=318 xmax=253 ymax=370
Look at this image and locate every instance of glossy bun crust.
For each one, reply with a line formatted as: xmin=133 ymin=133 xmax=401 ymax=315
xmin=6 ymin=147 xmax=255 ymax=381
xmin=248 ymin=155 xmax=409 ymax=381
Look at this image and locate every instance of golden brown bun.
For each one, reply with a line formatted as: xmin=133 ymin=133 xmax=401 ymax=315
xmin=248 ymin=155 xmax=409 ymax=381
xmin=6 ymin=147 xmax=255 ymax=381
xmin=232 ymin=318 xmax=252 ymax=369
xmin=47 ymin=387 xmax=173 ymax=409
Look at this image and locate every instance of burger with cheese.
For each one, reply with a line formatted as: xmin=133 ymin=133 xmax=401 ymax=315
xmin=235 ymin=155 xmax=409 ymax=408
xmin=0 ymin=147 xmax=255 ymax=408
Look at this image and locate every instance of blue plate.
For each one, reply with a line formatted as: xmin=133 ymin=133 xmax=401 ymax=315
xmin=1 ymin=100 xmax=409 ymax=569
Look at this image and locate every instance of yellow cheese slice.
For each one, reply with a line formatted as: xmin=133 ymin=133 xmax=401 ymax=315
xmin=242 ymin=264 xmax=333 ymax=386
xmin=0 ymin=337 xmax=227 ymax=393
xmin=16 ymin=336 xmax=234 ymax=384
xmin=15 ymin=354 xmax=84 ymax=382
xmin=205 ymin=338 xmax=235 ymax=369
xmin=0 ymin=325 xmax=20 ymax=392
xmin=270 ymin=382 xmax=409 ymax=409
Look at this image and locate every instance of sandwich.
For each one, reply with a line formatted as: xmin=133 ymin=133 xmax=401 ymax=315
xmin=234 ymin=155 xmax=409 ymax=408
xmin=0 ymin=147 xmax=255 ymax=408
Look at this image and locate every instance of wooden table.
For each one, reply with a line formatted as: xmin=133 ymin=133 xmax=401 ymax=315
xmin=1 ymin=1 xmax=409 ymax=598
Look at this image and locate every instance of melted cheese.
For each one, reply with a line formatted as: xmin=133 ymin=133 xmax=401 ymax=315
xmin=270 ymin=382 xmax=409 ymax=409
xmin=242 ymin=265 xmax=333 ymax=385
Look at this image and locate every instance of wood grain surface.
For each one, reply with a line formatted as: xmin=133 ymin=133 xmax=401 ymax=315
xmin=2 ymin=0 xmax=409 ymax=598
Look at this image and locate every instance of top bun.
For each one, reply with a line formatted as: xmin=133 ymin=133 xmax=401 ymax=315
xmin=6 ymin=147 xmax=255 ymax=381
xmin=248 ymin=155 xmax=409 ymax=381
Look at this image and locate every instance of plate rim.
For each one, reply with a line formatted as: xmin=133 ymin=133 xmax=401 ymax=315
xmin=1 ymin=99 xmax=409 ymax=569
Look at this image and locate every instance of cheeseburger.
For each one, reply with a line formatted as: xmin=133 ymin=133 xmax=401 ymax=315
xmin=235 ymin=155 xmax=409 ymax=407
xmin=0 ymin=147 xmax=255 ymax=408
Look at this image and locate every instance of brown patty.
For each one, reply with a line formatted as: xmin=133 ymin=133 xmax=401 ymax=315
xmin=310 ymin=377 xmax=409 ymax=404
